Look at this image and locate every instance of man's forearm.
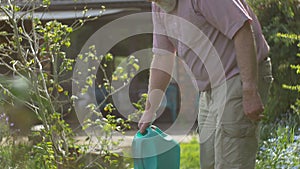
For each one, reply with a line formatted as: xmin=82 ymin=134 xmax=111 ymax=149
xmin=234 ymin=21 xmax=264 ymax=121
xmin=145 ymin=54 xmax=175 ymax=114
xmin=234 ymin=21 xmax=258 ymax=91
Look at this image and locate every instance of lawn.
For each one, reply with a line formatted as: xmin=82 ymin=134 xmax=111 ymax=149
xmin=179 ymin=136 xmax=200 ymax=169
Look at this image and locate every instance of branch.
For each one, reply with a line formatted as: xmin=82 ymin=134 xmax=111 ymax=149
xmin=95 ymin=80 xmax=131 ymax=111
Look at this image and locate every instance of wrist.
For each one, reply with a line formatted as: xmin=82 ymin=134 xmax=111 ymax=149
xmin=242 ymin=82 xmax=258 ymax=92
xmin=140 ymin=110 xmax=157 ymax=124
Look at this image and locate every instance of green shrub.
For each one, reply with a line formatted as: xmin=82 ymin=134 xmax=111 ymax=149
xmin=0 ymin=1 xmax=136 ymax=168
xmin=248 ymin=0 xmax=300 ymax=124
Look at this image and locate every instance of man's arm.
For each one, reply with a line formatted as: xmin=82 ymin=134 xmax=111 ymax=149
xmin=233 ymin=21 xmax=264 ymax=121
xmin=138 ymin=54 xmax=175 ymax=133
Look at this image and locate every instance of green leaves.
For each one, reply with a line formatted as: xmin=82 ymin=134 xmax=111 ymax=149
xmin=256 ymin=126 xmax=300 ymax=169
xmin=0 ymin=1 xmax=141 ymax=168
xmin=248 ymin=0 xmax=300 ymax=125
xmin=42 ymin=0 xmax=51 ymax=7
xmin=105 ymin=53 xmax=114 ymax=62
xmin=104 ymin=103 xmax=115 ymax=113
xmin=41 ymin=21 xmax=73 ymax=50
xmin=0 ymin=31 xmax=8 ymax=36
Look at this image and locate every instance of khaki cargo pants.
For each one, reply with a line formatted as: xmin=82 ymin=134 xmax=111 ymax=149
xmin=198 ymin=58 xmax=273 ymax=169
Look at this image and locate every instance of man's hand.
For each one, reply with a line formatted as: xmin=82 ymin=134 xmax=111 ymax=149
xmin=243 ymin=89 xmax=264 ymax=121
xmin=138 ymin=111 xmax=155 ymax=134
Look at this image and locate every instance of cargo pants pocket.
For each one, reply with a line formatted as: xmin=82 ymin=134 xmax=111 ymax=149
xmin=219 ymin=122 xmax=258 ymax=168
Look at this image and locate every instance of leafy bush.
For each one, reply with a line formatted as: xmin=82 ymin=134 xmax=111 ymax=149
xmin=0 ymin=1 xmax=80 ymax=165
xmin=247 ymin=0 xmax=300 ymax=124
xmin=0 ymin=1 xmax=138 ymax=168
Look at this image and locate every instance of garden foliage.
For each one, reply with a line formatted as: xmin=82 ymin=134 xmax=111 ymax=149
xmin=248 ymin=1 xmax=300 ymax=168
xmin=0 ymin=0 xmax=138 ymax=168
xmin=247 ymin=0 xmax=300 ymax=125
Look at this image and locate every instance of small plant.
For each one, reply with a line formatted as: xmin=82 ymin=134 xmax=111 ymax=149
xmin=0 ymin=112 xmax=12 ymax=143
xmin=73 ymin=45 xmax=141 ymax=168
xmin=256 ymin=126 xmax=300 ymax=169
xmin=0 ymin=112 xmax=32 ymax=169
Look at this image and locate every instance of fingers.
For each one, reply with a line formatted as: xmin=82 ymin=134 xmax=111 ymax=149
xmin=138 ymin=116 xmax=150 ymax=134
xmin=138 ymin=111 xmax=155 ymax=134
xmin=242 ymin=90 xmax=265 ymax=121
xmin=245 ymin=107 xmax=265 ymax=121
xmin=138 ymin=122 xmax=150 ymax=134
xmin=246 ymin=112 xmax=264 ymax=121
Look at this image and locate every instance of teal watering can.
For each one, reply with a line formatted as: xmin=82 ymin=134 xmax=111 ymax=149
xmin=132 ymin=125 xmax=180 ymax=169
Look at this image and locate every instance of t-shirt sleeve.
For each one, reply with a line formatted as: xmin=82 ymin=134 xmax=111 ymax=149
xmin=152 ymin=3 xmax=176 ymax=56
xmin=195 ymin=0 xmax=252 ymax=39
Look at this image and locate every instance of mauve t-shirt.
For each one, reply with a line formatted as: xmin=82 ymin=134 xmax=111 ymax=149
xmin=152 ymin=0 xmax=269 ymax=91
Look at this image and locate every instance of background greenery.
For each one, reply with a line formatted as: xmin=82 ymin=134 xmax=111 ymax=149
xmin=248 ymin=0 xmax=300 ymax=168
xmin=247 ymin=0 xmax=300 ymax=130
xmin=180 ymin=136 xmax=200 ymax=169
xmin=0 ymin=0 xmax=299 ymax=168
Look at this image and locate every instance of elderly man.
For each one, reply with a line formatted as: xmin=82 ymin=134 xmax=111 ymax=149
xmin=138 ymin=0 xmax=273 ymax=168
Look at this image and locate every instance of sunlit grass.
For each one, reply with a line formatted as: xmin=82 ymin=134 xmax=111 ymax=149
xmin=180 ymin=135 xmax=200 ymax=169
